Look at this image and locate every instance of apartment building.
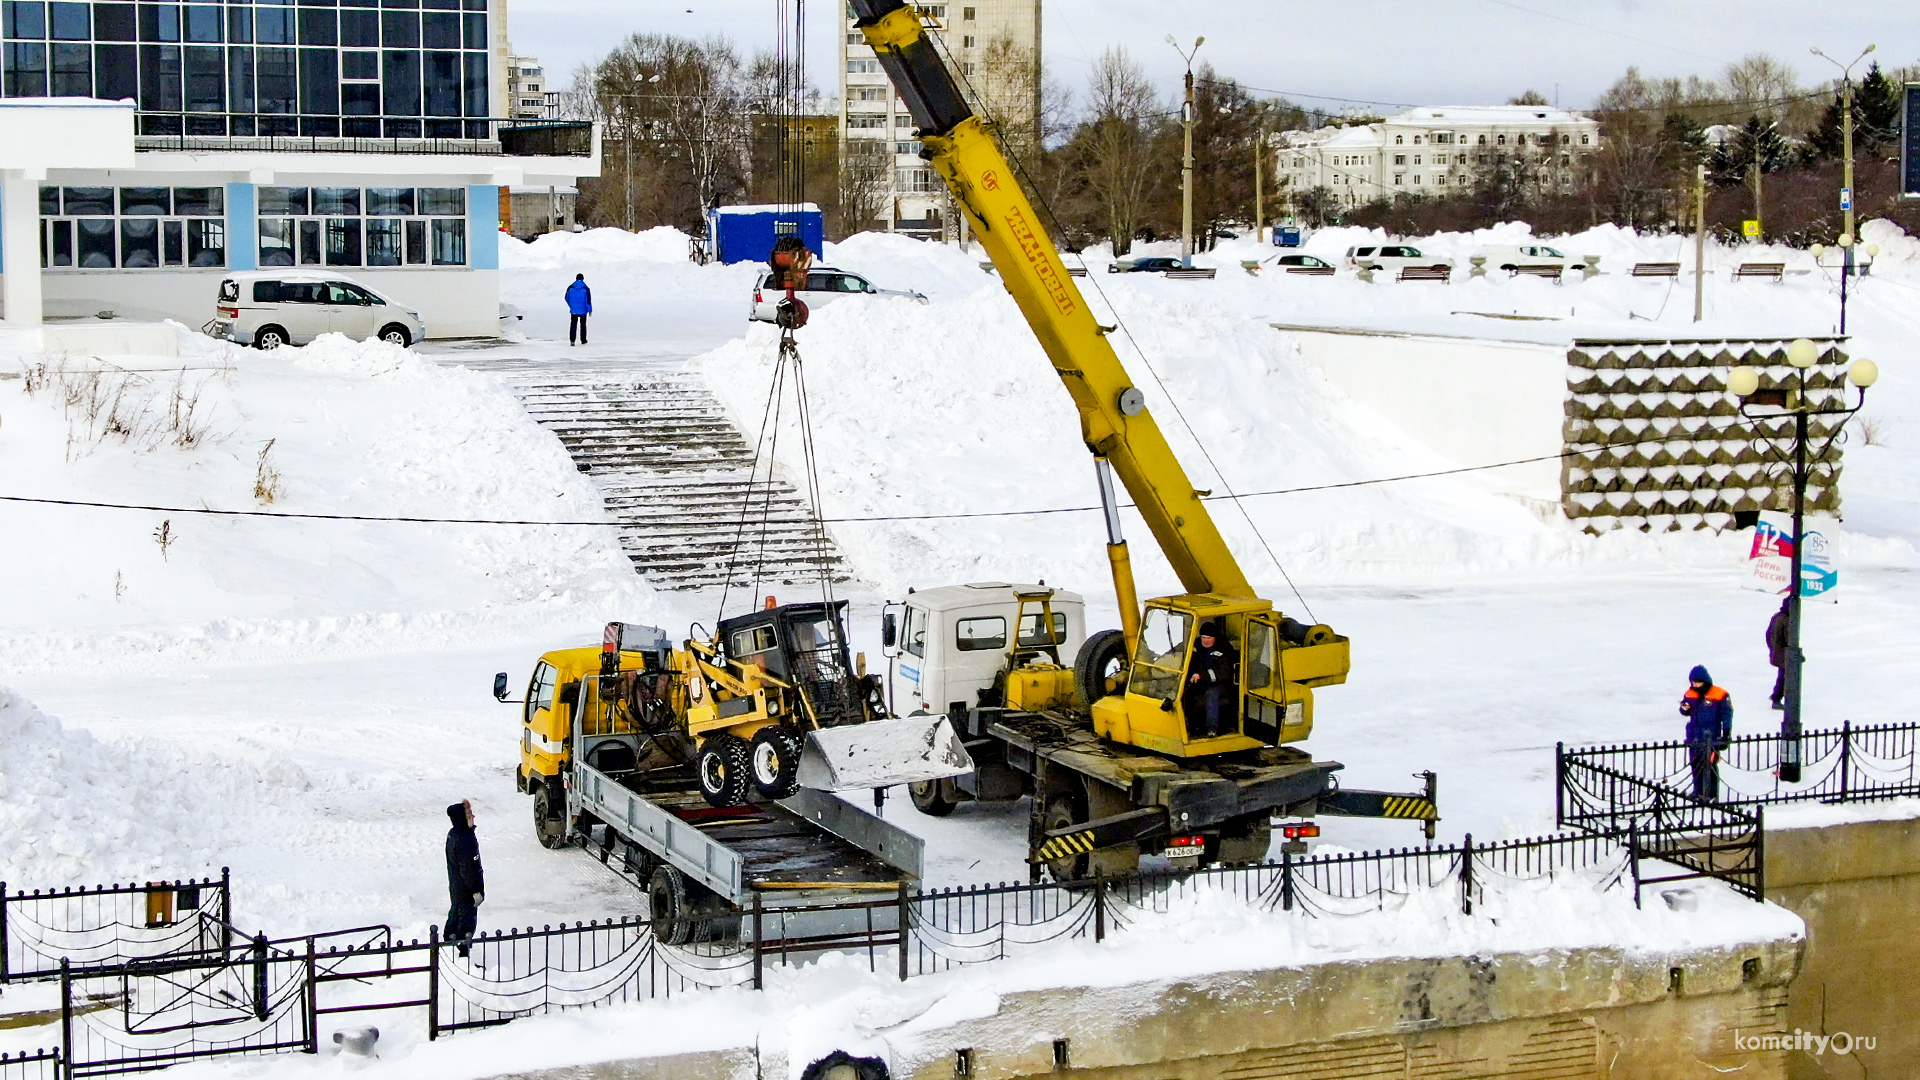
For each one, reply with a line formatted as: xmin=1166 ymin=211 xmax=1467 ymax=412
xmin=0 ymin=0 xmax=599 ymax=335
xmin=1279 ymin=105 xmax=1600 ymax=209
xmin=841 ymin=0 xmax=1040 ymax=237
xmin=506 ymin=52 xmax=551 ymax=119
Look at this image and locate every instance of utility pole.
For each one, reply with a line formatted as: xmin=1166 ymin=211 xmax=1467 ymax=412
xmin=1167 ymin=35 xmax=1203 ymax=265
xmin=1254 ymin=132 xmax=1264 ymax=241
xmin=1693 ymin=163 xmax=1706 ymax=322
xmin=1812 ymin=44 xmax=1875 ymax=334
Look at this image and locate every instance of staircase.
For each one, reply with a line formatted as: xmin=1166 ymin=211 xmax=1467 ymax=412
xmin=450 ymin=356 xmax=848 ymax=591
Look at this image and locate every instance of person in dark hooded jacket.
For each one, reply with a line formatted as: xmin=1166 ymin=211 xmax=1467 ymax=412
xmin=445 ymin=800 xmax=484 ymax=957
xmin=1678 ymin=666 xmax=1732 ymax=801
xmin=1183 ymin=621 xmax=1239 ymax=739
xmin=1765 ymin=601 xmax=1790 ymax=709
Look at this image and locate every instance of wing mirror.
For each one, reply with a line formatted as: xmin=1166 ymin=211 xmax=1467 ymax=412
xmin=493 ymin=672 xmax=510 ymax=701
xmin=881 ymin=612 xmax=897 ymax=648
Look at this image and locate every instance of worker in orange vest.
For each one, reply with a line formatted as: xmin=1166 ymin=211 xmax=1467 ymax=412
xmin=1679 ymin=665 xmax=1733 ymax=801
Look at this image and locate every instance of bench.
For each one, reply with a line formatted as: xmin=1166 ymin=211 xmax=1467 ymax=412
xmin=1065 ymin=266 xmax=1088 ymax=277
xmin=1734 ymin=262 xmax=1784 ymax=282
xmin=1510 ymin=264 xmax=1563 ymax=282
xmin=1165 ymin=267 xmax=1217 ymax=280
xmin=1397 ymin=266 xmax=1451 ymax=283
xmin=1285 ymin=266 xmax=1336 ymax=276
xmin=1631 ymin=262 xmax=1681 ymax=278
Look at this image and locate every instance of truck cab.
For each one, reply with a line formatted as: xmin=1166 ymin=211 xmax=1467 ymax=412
xmin=882 ymin=583 xmax=1086 ymax=718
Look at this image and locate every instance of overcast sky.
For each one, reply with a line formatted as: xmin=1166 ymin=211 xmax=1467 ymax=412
xmin=510 ymin=1 xmax=1906 ymax=114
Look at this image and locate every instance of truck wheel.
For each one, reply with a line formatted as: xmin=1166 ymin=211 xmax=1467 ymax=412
xmin=1074 ymin=629 xmax=1129 ymax=706
xmin=909 ymin=778 xmax=958 ymax=817
xmin=648 ymin=864 xmax=696 ymax=945
xmin=749 ymin=725 xmax=803 ymax=799
xmin=532 ymin=785 xmax=568 ymax=850
xmin=1040 ymin=794 xmax=1090 ymax=883
xmin=697 ymin=734 xmax=751 ymax=808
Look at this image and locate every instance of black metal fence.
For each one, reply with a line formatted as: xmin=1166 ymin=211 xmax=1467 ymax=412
xmin=0 ymin=872 xmax=231 ymax=982
xmin=0 ymin=1050 xmax=60 ymax=1080
xmin=127 ymin=114 xmax=594 ymax=156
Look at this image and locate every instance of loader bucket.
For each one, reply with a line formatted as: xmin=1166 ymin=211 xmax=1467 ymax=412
xmin=796 ymin=715 xmax=975 ymax=792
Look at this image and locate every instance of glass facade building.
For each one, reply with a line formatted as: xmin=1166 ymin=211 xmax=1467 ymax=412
xmin=1 ymin=0 xmax=492 ymax=138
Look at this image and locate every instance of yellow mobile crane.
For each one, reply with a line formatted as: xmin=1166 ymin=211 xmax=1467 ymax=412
xmin=854 ymin=0 xmax=1437 ymax=877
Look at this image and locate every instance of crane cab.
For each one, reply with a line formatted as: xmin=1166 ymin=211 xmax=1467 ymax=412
xmin=1090 ymin=595 xmax=1350 ymax=758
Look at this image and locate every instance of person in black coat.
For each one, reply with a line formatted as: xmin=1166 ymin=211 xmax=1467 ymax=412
xmin=445 ymin=800 xmax=485 ymax=958
xmin=1765 ymin=600 xmax=1790 ymax=709
xmin=1183 ymin=621 xmax=1239 ymax=739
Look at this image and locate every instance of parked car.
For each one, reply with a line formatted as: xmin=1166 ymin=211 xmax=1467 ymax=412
xmin=1475 ymin=244 xmax=1588 ymax=272
xmin=1343 ymin=245 xmax=1453 ymax=274
xmin=1266 ymin=253 xmax=1335 ymax=270
xmin=1109 ymin=256 xmax=1187 ymax=273
xmin=749 ymin=267 xmax=927 ymax=323
xmin=212 ymin=272 xmax=426 ymax=349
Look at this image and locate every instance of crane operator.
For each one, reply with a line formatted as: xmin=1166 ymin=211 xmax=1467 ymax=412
xmin=1185 ymin=622 xmax=1239 ymax=739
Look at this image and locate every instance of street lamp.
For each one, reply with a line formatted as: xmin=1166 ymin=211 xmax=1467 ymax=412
xmin=1166 ymin=34 xmax=1204 ymax=266
xmin=1727 ymin=339 xmax=1878 ymax=782
xmin=1809 ymin=44 xmax=1875 ymax=334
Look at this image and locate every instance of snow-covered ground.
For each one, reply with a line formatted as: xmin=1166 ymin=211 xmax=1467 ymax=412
xmin=0 ymin=218 xmax=1912 ymax=1024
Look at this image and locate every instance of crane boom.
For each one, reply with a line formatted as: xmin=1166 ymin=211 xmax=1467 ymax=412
xmin=851 ymin=0 xmax=1251 ymax=600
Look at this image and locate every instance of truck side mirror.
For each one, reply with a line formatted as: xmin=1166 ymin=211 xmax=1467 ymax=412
xmin=881 ymin=613 xmax=897 ymax=648
xmin=493 ymin=672 xmax=510 ymax=701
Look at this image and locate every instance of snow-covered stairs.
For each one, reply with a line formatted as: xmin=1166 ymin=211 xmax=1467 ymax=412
xmin=449 ymin=356 xmax=848 ymax=591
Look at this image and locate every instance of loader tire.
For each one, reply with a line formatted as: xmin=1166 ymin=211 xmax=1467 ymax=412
xmin=532 ymin=785 xmax=569 ymax=850
xmin=697 ymin=734 xmax=752 ymax=808
xmin=1074 ymin=628 xmax=1129 ymax=706
xmin=909 ymin=778 xmax=958 ymax=817
xmin=749 ymin=724 xmax=803 ymax=800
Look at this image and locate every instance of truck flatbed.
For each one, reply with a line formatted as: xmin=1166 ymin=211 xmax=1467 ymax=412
xmin=645 ymin=790 xmax=906 ymax=889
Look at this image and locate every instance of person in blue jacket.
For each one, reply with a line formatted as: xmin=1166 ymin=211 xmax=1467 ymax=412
xmin=1678 ymin=665 xmax=1732 ymax=801
xmin=565 ymin=273 xmax=592 ymax=345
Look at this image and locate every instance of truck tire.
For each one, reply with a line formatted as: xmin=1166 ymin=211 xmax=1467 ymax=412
xmin=1074 ymin=628 xmax=1129 ymax=706
xmin=748 ymin=725 xmax=803 ymax=800
xmin=1040 ymin=793 xmax=1090 ymax=883
xmin=697 ymin=734 xmax=751 ymax=808
xmin=909 ymin=778 xmax=958 ymax=817
xmin=647 ymin=864 xmax=730 ymax=946
xmin=532 ymin=784 xmax=568 ymax=850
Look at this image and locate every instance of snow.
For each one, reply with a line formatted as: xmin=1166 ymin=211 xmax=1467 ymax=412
xmin=2 ymin=216 xmax=1915 ymax=1073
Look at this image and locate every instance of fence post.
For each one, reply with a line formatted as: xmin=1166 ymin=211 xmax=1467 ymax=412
xmin=219 ymin=867 xmax=233 ymax=957
xmin=428 ymin=925 xmax=440 ymax=1042
xmin=60 ymin=958 xmax=73 ymax=1073
xmin=751 ymin=893 xmax=763 ymax=991
xmin=304 ymin=937 xmax=318 ymax=1054
xmin=252 ymin=933 xmax=269 ymax=1022
xmin=1838 ymin=721 xmax=1852 ymax=802
xmin=1281 ymin=851 xmax=1294 ymax=912
xmin=1094 ymin=876 xmax=1106 ymax=943
xmin=1555 ymin=742 xmax=1565 ymax=827
xmin=1460 ymin=834 xmax=1474 ymax=915
xmin=1 ymin=880 xmax=8 ymax=984
xmin=1754 ymin=805 xmax=1766 ymax=901
xmin=895 ymin=883 xmax=909 ymax=983
xmin=1629 ymin=824 xmax=1642 ymax=909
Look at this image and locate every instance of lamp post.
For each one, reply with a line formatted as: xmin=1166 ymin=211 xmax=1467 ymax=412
xmin=1810 ymin=44 xmax=1875 ymax=334
xmin=1166 ymin=34 xmax=1204 ymax=266
xmin=1727 ymin=340 xmax=1879 ymax=782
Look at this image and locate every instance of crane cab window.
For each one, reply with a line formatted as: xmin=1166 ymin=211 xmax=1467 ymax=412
xmin=1128 ymin=607 xmax=1191 ymax=703
xmin=956 ymin=616 xmax=1007 ymax=651
xmin=1245 ymin=621 xmax=1274 ymax=690
xmin=525 ymin=661 xmax=557 ymax=725
xmin=903 ymin=606 xmax=927 ymax=658
xmin=1017 ymin=611 xmax=1067 ymax=647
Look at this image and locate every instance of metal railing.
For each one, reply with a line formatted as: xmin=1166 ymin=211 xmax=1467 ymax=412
xmin=0 ymin=1049 xmax=60 ymax=1080
xmin=1 ymin=872 xmax=231 ymax=983
xmin=129 ymin=114 xmax=593 ymax=157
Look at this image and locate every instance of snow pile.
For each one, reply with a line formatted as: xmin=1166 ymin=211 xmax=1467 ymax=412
xmin=0 ymin=687 xmax=309 ymax=885
xmin=0 ymin=328 xmax=653 ymax=667
xmin=821 ymin=231 xmax=1000 ymax=303
xmin=500 ymin=225 xmax=697 ymax=269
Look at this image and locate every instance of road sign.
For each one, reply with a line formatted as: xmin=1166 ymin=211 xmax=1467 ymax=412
xmin=1840 ymin=187 xmax=1853 ymax=211
xmin=1742 ymin=219 xmax=1760 ymax=238
xmin=1905 ymin=85 xmax=1920 ymax=197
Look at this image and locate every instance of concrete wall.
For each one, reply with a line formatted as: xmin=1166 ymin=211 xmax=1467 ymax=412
xmin=1280 ymin=326 xmax=1567 ymax=499
xmin=485 ymin=936 xmax=1803 ymax=1080
xmin=1764 ymin=814 xmax=1920 ymax=1080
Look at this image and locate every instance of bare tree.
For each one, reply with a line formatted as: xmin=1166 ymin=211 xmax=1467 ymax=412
xmin=1079 ymin=47 xmax=1163 ymax=256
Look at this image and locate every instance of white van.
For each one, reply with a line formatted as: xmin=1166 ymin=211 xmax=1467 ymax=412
xmin=212 ymin=272 xmax=427 ymax=349
xmin=1343 ymin=244 xmax=1453 ymax=274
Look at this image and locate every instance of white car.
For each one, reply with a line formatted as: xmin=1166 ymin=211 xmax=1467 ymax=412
xmin=1343 ymin=244 xmax=1453 ymax=274
xmin=749 ymin=267 xmax=927 ymax=323
xmin=212 ymin=272 xmax=426 ymax=349
xmin=1477 ymin=244 xmax=1587 ymax=273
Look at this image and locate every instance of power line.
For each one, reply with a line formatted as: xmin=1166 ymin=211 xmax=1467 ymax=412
xmin=0 ymin=494 xmax=617 ymax=527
